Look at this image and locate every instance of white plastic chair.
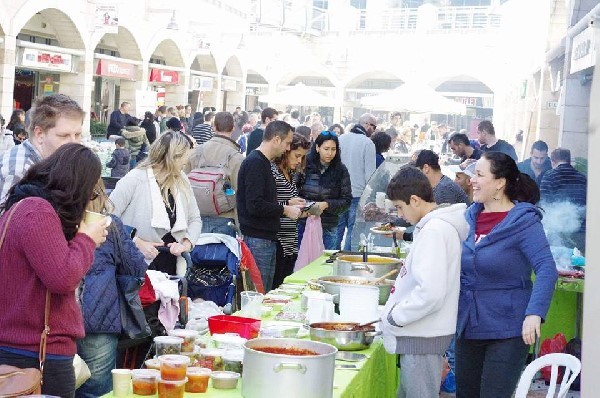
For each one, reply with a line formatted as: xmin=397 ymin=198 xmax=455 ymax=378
xmin=514 ymin=353 xmax=581 ymax=398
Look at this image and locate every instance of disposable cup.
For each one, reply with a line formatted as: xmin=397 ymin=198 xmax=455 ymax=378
xmin=84 ymin=210 xmax=111 ymax=226
xmin=111 ymin=369 xmax=131 ymax=397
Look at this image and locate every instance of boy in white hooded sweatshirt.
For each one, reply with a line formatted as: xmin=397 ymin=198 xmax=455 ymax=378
xmin=381 ymin=166 xmax=469 ymax=398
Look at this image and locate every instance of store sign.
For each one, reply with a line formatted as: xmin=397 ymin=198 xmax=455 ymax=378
xmin=246 ymin=86 xmax=268 ymax=96
xmin=222 ymin=77 xmax=238 ymax=92
xmin=571 ymin=26 xmax=596 ymax=74
xmin=149 ymin=69 xmax=179 ymax=84
xmin=95 ymin=59 xmax=135 ymax=80
xmin=21 ymin=48 xmax=73 ymax=73
xmin=452 ymin=96 xmax=483 ymax=107
xmin=189 ymin=75 xmax=213 ymax=91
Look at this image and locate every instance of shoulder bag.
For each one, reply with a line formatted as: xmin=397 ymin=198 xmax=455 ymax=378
xmin=113 ymin=224 xmax=151 ymax=340
xmin=0 ymin=201 xmax=48 ymax=396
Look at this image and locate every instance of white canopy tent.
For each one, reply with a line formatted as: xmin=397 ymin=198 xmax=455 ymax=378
xmin=258 ymin=83 xmax=335 ymax=107
xmin=360 ymin=82 xmax=467 ymax=115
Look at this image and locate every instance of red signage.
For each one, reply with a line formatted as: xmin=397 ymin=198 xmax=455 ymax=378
xmin=149 ymin=69 xmax=179 ymax=84
xmin=95 ymin=59 xmax=136 ymax=80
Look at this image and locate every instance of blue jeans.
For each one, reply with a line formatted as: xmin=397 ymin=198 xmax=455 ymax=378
xmin=455 ymin=337 xmax=528 ymax=398
xmin=76 ymin=333 xmax=118 ymax=398
xmin=298 ymin=222 xmax=338 ymax=251
xmin=244 ymin=236 xmax=277 ymax=292
xmin=336 ymin=197 xmax=360 ymax=251
xmin=201 ymin=216 xmax=236 ymax=238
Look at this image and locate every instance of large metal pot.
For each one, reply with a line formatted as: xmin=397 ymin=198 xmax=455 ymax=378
xmin=311 ymin=276 xmax=394 ymax=305
xmin=242 ymin=338 xmax=337 ymax=398
xmin=333 ymin=255 xmax=403 ymax=279
xmin=309 ymin=322 xmax=380 ymax=351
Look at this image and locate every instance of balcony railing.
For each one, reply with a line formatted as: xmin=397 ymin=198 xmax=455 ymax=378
xmin=436 ymin=6 xmax=501 ymax=30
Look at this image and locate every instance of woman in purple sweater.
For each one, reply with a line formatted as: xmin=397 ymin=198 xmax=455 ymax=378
xmin=0 ymin=144 xmax=108 ymax=398
xmin=456 ymin=152 xmax=558 ymax=398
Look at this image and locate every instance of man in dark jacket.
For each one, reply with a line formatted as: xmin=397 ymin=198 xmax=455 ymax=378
xmin=237 ymin=120 xmax=301 ymax=291
xmin=477 ymin=120 xmax=518 ymax=161
xmin=245 ymin=107 xmax=278 ymax=155
xmin=106 ymin=102 xmax=131 ymax=138
xmin=517 ymin=140 xmax=552 ymax=187
xmin=106 ymin=137 xmax=130 ymax=178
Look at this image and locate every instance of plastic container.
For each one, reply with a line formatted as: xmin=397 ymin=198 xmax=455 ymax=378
xmin=157 ymin=377 xmax=187 ymax=398
xmin=131 ymin=369 xmax=159 ymax=396
xmin=208 ymin=315 xmax=261 ymax=339
xmin=198 ymin=348 xmax=224 ymax=371
xmin=145 ymin=358 xmax=161 ymax=370
xmin=158 ymin=354 xmax=191 ymax=381
xmin=212 ymin=333 xmax=247 ymax=350
xmin=185 ymin=367 xmax=212 ymax=393
xmin=222 ymin=351 xmax=244 ymax=374
xmin=168 ymin=329 xmax=199 ymax=353
xmin=181 ymin=350 xmax=201 ymax=367
xmin=154 ymin=336 xmax=183 ymax=356
xmin=211 ymin=371 xmax=240 ymax=389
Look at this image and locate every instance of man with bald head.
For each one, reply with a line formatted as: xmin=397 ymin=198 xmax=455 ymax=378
xmin=336 ymin=113 xmax=377 ymax=250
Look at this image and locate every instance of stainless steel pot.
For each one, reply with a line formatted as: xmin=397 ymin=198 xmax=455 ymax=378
xmin=310 ymin=276 xmax=394 ymax=305
xmin=242 ymin=338 xmax=337 ymax=398
xmin=333 ymin=255 xmax=403 ymax=279
xmin=309 ymin=322 xmax=381 ymax=351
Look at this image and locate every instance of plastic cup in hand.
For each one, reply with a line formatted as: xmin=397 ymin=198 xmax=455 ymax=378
xmin=84 ymin=210 xmax=111 ymax=226
xmin=112 ymin=369 xmax=132 ymax=397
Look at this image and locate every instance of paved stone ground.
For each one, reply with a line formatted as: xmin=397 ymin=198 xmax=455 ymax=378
xmin=438 ymin=379 xmax=581 ymax=397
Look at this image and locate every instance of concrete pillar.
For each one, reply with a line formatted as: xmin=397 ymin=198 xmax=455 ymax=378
xmin=581 ymin=18 xmax=600 ymax=398
xmin=558 ymin=76 xmax=591 ymax=159
xmin=60 ymin=50 xmax=93 ymax=136
xmin=215 ymin=73 xmax=223 ymax=111
xmin=334 ymin=86 xmax=344 ymax=123
xmin=0 ymin=35 xmax=16 ymax=119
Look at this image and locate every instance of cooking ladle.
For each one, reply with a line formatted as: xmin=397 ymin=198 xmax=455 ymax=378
xmin=350 ymin=319 xmax=380 ymax=331
xmin=370 ymin=269 xmax=399 ymax=285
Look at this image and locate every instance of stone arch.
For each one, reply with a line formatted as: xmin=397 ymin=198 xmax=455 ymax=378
xmin=222 ymin=55 xmax=244 ymax=78
xmin=246 ymin=69 xmax=269 ymax=85
xmin=91 ymin=26 xmax=143 ymax=61
xmin=145 ymin=31 xmax=186 ymax=67
xmin=429 ymin=74 xmax=497 ymax=95
xmin=190 ymin=52 xmax=218 ymax=74
xmin=12 ymin=3 xmax=86 ymax=50
xmin=344 ymin=70 xmax=405 ymax=90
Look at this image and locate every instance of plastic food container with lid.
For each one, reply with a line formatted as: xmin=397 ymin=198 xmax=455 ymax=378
xmin=158 ymin=354 xmax=191 ymax=381
xmin=212 ymin=333 xmax=247 ymax=350
xmin=208 ymin=315 xmax=261 ymax=339
xmin=211 ymin=371 xmax=240 ymax=389
xmin=157 ymin=377 xmax=187 ymax=398
xmin=131 ymin=369 xmax=160 ymax=396
xmin=185 ymin=367 xmax=212 ymax=393
xmin=222 ymin=350 xmax=244 ymax=374
xmin=145 ymin=358 xmax=161 ymax=370
xmin=168 ymin=329 xmax=199 ymax=353
xmin=198 ymin=348 xmax=225 ymax=371
xmin=154 ymin=336 xmax=183 ymax=357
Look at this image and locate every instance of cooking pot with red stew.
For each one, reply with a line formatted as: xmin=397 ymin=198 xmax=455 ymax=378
xmin=242 ymin=338 xmax=337 ymax=398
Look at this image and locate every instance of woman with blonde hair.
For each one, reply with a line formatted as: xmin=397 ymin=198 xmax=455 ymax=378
xmin=77 ymin=179 xmax=147 ymax=397
xmin=110 ymin=131 xmax=201 ymax=276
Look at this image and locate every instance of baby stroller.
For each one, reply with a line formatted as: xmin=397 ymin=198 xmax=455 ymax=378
xmin=185 ymin=234 xmax=241 ymax=314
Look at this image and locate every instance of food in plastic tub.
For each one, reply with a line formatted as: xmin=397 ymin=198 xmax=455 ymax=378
xmin=157 ymin=377 xmax=187 ymax=398
xmin=158 ymin=354 xmax=191 ymax=381
xmin=212 ymin=333 xmax=247 ymax=350
xmin=145 ymin=358 xmax=161 ymax=370
xmin=198 ymin=348 xmax=224 ymax=371
xmin=222 ymin=351 xmax=244 ymax=374
xmin=185 ymin=367 xmax=212 ymax=393
xmin=181 ymin=350 xmax=201 ymax=367
xmin=132 ymin=369 xmax=159 ymax=395
xmin=154 ymin=336 xmax=183 ymax=356
xmin=211 ymin=371 xmax=240 ymax=389
xmin=168 ymin=329 xmax=199 ymax=353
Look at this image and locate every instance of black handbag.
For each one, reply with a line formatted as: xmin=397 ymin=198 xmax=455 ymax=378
xmin=113 ymin=224 xmax=152 ymax=340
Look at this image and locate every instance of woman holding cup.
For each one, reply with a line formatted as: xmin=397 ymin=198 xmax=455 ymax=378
xmin=109 ymin=131 xmax=202 ymax=276
xmin=0 ymin=143 xmax=108 ymax=397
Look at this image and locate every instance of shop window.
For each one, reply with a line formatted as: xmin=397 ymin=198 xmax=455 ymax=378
xmin=149 ymin=57 xmax=167 ymax=66
xmin=95 ymin=47 xmax=120 ymax=58
xmin=16 ymin=33 xmax=59 ymax=47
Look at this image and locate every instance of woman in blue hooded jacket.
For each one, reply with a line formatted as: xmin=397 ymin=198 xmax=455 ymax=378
xmin=455 ymin=151 xmax=558 ymax=398
xmin=76 ymin=179 xmax=148 ymax=398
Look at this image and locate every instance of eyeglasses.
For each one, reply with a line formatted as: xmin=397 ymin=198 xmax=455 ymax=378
xmin=320 ymin=130 xmax=337 ymax=137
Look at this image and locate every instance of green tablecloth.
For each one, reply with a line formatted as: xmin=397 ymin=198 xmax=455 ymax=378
xmin=103 ymin=255 xmax=399 ymax=398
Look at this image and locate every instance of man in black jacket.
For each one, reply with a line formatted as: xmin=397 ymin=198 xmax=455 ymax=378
xmin=106 ymin=101 xmax=131 ymax=139
xmin=237 ymin=120 xmax=302 ymax=291
xmin=245 ymin=107 xmax=278 ymax=155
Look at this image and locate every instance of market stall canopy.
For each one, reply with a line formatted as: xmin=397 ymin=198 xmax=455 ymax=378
xmin=360 ymin=82 xmax=467 ymax=115
xmin=259 ymin=83 xmax=335 ymax=107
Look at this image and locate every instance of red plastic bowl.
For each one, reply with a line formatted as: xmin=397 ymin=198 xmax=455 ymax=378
xmin=208 ymin=315 xmax=261 ymax=339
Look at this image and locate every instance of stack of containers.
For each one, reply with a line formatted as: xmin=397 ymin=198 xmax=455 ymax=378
xmin=158 ymin=354 xmax=190 ymax=398
xmin=339 ymin=285 xmax=379 ymax=323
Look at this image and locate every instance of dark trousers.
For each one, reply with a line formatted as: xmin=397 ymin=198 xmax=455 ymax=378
xmin=0 ymin=349 xmax=75 ymax=398
xmin=455 ymin=336 xmax=529 ymax=398
xmin=273 ymin=241 xmax=297 ymax=289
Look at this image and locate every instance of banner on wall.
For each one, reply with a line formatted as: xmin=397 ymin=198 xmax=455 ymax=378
xmin=20 ymin=48 xmax=74 ymax=73
xmin=95 ymin=59 xmax=136 ymax=80
xmin=189 ymin=75 xmax=214 ymax=91
xmin=149 ymin=69 xmax=180 ymax=84
xmin=95 ymin=3 xmax=119 ymax=34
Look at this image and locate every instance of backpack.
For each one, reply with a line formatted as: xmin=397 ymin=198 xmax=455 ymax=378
xmin=188 ymin=146 xmax=236 ymax=216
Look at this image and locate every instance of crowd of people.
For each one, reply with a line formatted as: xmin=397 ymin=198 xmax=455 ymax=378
xmin=0 ymin=93 xmax=587 ymax=398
